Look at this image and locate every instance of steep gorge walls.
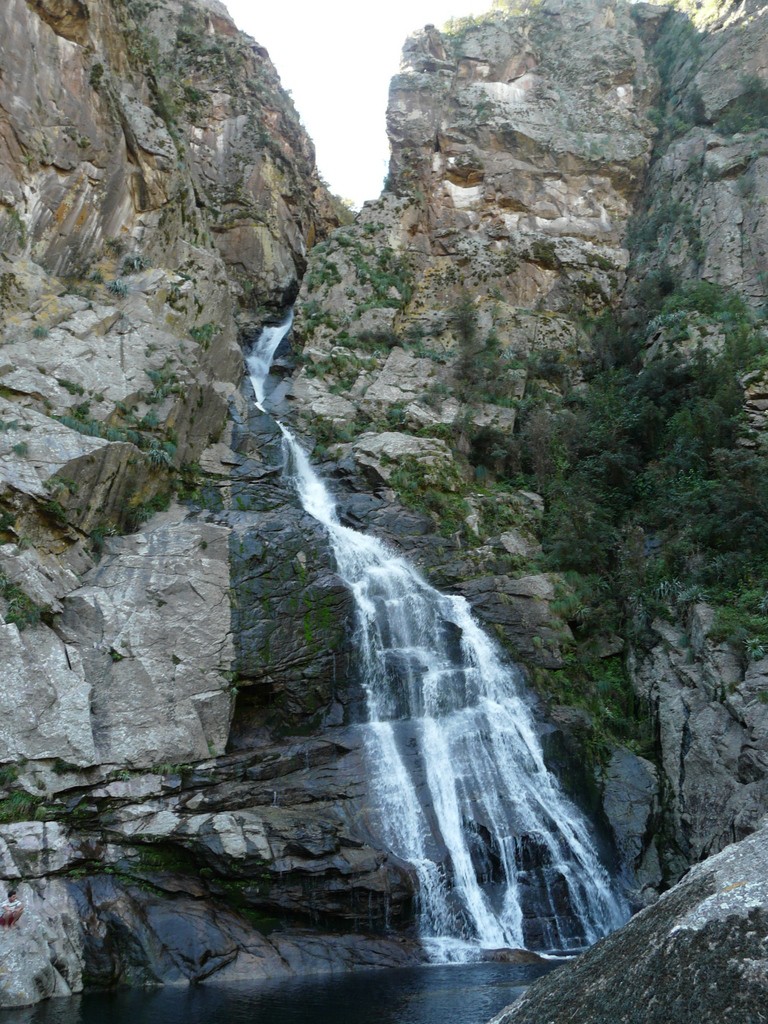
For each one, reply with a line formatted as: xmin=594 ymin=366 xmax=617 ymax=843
xmin=288 ymin=0 xmax=661 ymax=887
xmin=0 ymin=0 xmax=334 ymax=775
xmin=0 ymin=0 xmax=766 ymax=1008
xmin=0 ymin=0 xmax=380 ymax=1006
xmin=288 ymin=0 xmax=768 ymax=904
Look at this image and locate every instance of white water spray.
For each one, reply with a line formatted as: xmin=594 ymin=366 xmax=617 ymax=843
xmin=246 ymin=319 xmax=629 ymax=959
xmin=246 ymin=312 xmax=294 ymax=409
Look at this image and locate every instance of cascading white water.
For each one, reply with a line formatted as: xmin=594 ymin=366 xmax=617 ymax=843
xmin=246 ymin=312 xmax=294 ymax=410
xmin=247 ymin=318 xmax=629 ymax=960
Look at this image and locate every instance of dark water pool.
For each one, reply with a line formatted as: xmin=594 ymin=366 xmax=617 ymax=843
xmin=0 ymin=962 xmax=560 ymax=1024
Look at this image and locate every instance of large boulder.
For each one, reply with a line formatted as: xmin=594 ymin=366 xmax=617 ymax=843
xmin=0 ymin=619 xmax=96 ymax=767
xmin=490 ymin=820 xmax=768 ymax=1024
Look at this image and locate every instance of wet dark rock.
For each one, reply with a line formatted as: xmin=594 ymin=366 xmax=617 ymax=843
xmin=454 ymin=575 xmax=572 ymax=669
xmin=70 ymin=875 xmax=423 ymax=988
xmin=602 ymin=747 xmax=662 ymax=901
xmin=229 ymin=509 xmax=356 ymax=731
xmin=481 ymin=947 xmax=553 ymax=966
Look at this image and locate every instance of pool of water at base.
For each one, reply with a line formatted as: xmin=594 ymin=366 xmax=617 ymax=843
xmin=0 ymin=961 xmax=562 ymax=1024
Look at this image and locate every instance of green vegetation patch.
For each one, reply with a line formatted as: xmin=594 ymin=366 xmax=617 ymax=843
xmin=0 ymin=790 xmax=45 ymax=823
xmin=0 ymin=572 xmax=45 ymax=629
xmin=507 ymin=275 xmax=768 ymax=669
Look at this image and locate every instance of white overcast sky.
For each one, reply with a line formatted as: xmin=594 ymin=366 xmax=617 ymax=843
xmin=223 ymin=0 xmax=493 ymax=207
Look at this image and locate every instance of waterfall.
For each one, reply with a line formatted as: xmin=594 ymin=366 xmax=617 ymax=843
xmin=246 ymin=318 xmax=629 ymax=960
xmin=246 ymin=312 xmax=293 ymax=409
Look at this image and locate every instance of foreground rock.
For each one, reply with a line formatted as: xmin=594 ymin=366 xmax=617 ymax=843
xmin=489 ymin=821 xmax=768 ymax=1024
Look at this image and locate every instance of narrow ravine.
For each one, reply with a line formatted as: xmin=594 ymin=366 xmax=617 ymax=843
xmin=246 ymin=319 xmax=629 ymax=961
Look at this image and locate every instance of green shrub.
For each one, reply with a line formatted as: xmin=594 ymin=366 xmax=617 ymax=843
xmin=0 ymin=572 xmax=45 ymax=628
xmin=511 ymin=277 xmax=768 ymax=647
xmin=121 ymin=253 xmax=150 ymax=275
xmin=147 ymin=441 xmax=173 ymax=466
xmin=189 ymin=322 xmax=218 ymax=347
xmin=89 ymin=63 xmax=104 ymax=90
xmin=0 ymin=790 xmax=43 ymax=823
xmin=108 ymin=278 xmax=129 ymax=297
xmin=529 ymin=239 xmax=559 ymax=269
xmin=715 ymin=76 xmax=768 ymax=135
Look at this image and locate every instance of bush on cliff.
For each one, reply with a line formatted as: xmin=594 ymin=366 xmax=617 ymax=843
xmin=512 ymin=279 xmax=768 ymax=651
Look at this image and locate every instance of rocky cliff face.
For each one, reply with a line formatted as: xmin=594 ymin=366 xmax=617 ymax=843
xmin=290 ymin=0 xmax=660 ymax=632
xmin=1 ymin=0 xmax=768 ymax=1010
xmin=617 ymin=0 xmax=768 ymax=893
xmin=0 ymin=0 xmax=387 ymax=1007
xmin=0 ymin=0 xmax=336 ymax=777
xmin=288 ymin=0 xmax=768 ymax=909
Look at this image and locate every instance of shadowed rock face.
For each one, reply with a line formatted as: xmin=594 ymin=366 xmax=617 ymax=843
xmin=1 ymin=0 xmax=335 ymax=306
xmin=626 ymin=0 xmax=768 ymax=312
xmin=628 ymin=609 xmax=768 ymax=888
xmin=489 ymin=821 xmax=768 ymax=1024
xmin=29 ymin=0 xmax=90 ymax=45
xmin=230 ymin=506 xmax=355 ymax=731
xmin=0 ymin=729 xmax=419 ymax=1006
xmin=0 ymin=872 xmax=422 ymax=1007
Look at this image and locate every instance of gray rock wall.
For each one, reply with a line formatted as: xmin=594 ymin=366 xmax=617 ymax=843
xmin=628 ymin=605 xmax=768 ymax=886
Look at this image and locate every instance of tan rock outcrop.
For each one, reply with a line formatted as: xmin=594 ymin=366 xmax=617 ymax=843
xmin=291 ymin=0 xmax=657 ymax=583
